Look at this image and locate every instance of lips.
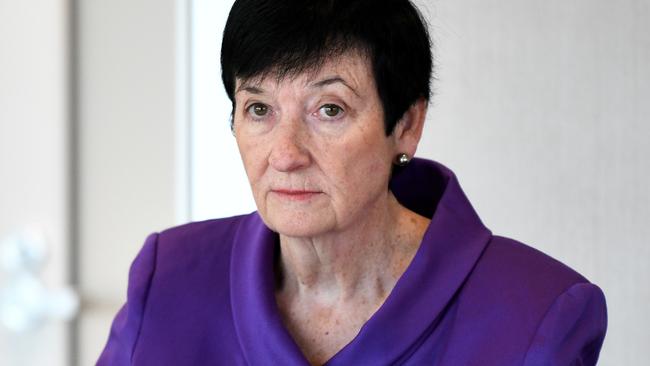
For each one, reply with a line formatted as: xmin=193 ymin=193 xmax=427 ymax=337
xmin=271 ymin=189 xmax=322 ymax=201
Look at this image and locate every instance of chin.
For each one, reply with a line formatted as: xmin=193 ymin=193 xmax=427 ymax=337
xmin=257 ymin=197 xmax=336 ymax=238
xmin=264 ymin=211 xmax=333 ymax=238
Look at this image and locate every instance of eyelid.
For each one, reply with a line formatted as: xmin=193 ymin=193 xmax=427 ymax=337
xmin=245 ymin=101 xmax=268 ymax=110
xmin=314 ymin=103 xmax=346 ymax=120
xmin=321 ymin=103 xmax=344 ymax=112
xmin=243 ymin=100 xmax=266 ymax=110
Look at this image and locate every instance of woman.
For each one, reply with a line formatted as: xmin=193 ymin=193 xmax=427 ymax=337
xmin=98 ymin=0 xmax=607 ymax=365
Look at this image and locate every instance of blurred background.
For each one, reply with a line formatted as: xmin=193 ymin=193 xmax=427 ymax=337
xmin=0 ymin=0 xmax=647 ymax=364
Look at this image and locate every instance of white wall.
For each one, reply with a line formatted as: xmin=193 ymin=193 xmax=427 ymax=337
xmin=191 ymin=0 xmax=254 ymax=221
xmin=419 ymin=1 xmax=649 ymax=364
xmin=76 ymin=0 xmax=188 ymax=364
xmin=0 ymin=0 xmax=70 ymax=365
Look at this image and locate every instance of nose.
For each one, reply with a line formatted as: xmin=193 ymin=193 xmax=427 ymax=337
xmin=268 ymin=120 xmax=311 ymax=172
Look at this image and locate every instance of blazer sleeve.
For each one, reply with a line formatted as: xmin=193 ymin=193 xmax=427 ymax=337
xmin=523 ymin=282 xmax=608 ymax=366
xmin=96 ymin=233 xmax=159 ymax=366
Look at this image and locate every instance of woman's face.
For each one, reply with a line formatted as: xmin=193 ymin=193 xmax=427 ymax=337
xmin=233 ymin=52 xmax=407 ymax=238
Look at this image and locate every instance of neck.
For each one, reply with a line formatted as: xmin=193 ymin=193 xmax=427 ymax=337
xmin=275 ymin=192 xmax=430 ymax=305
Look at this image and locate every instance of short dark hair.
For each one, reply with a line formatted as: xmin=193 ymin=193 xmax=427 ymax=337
xmin=221 ymin=0 xmax=433 ymax=135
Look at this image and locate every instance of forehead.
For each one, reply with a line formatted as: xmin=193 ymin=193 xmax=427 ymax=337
xmin=235 ymin=51 xmax=375 ymax=93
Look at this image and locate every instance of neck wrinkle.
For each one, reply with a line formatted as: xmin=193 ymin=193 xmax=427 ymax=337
xmin=275 ymin=191 xmax=427 ymax=305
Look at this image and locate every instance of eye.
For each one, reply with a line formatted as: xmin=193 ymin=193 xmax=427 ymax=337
xmin=318 ymin=104 xmax=344 ymax=119
xmin=246 ymin=103 xmax=269 ymax=117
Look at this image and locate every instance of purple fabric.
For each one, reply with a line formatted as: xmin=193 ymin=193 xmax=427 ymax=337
xmin=97 ymin=158 xmax=607 ymax=365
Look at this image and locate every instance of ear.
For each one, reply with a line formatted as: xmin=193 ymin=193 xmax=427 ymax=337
xmin=391 ymin=98 xmax=428 ymax=159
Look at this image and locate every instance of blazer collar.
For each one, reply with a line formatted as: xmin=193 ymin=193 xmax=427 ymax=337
xmin=230 ymin=158 xmax=492 ymax=365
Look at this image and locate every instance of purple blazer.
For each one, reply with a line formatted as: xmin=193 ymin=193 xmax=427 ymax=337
xmin=98 ymin=158 xmax=607 ymax=365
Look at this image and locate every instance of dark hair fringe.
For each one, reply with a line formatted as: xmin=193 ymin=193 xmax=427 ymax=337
xmin=221 ymin=0 xmax=432 ymax=135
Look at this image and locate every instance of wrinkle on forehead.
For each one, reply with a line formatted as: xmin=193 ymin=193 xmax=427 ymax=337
xmin=235 ymin=50 xmax=373 ymax=95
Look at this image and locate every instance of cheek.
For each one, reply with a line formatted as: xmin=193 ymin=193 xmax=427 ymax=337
xmin=236 ymin=136 xmax=268 ymax=188
xmin=342 ymin=124 xmax=392 ymax=172
xmin=327 ymin=132 xmax=392 ymax=199
xmin=237 ymin=141 xmax=273 ymax=219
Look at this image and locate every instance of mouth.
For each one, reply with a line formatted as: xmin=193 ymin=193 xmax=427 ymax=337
xmin=270 ymin=189 xmax=322 ymax=201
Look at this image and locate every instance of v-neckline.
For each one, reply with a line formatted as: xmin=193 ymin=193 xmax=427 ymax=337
xmin=229 ymin=159 xmax=492 ymax=365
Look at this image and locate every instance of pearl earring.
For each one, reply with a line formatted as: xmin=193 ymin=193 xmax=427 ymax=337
xmin=396 ymin=153 xmax=410 ymax=166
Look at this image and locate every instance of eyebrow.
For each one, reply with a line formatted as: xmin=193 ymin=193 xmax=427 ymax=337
xmin=235 ymin=75 xmax=360 ymax=96
xmin=236 ymin=84 xmax=264 ymax=95
xmin=310 ymin=76 xmax=360 ymax=97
